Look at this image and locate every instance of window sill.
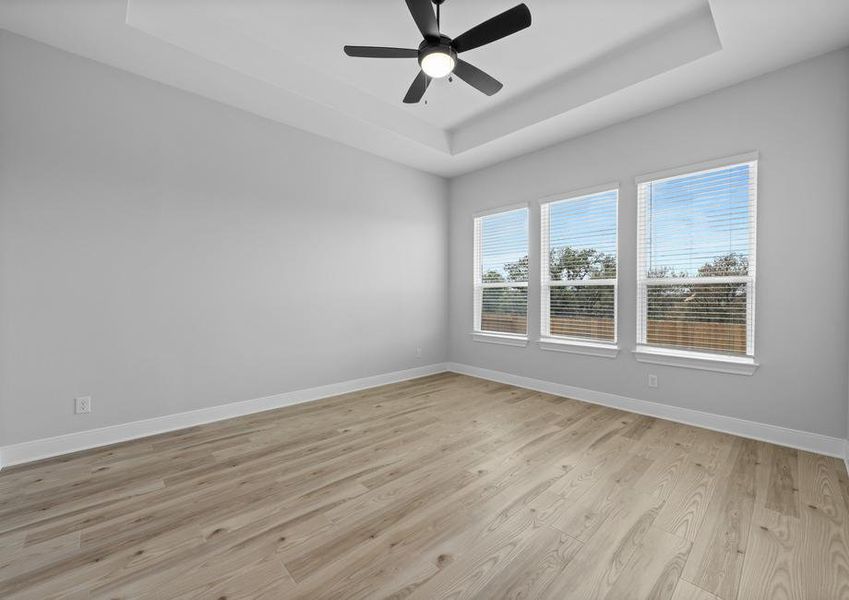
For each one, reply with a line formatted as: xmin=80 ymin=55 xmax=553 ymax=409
xmin=538 ymin=337 xmax=619 ymax=358
xmin=471 ymin=332 xmax=529 ymax=347
xmin=632 ymin=345 xmax=758 ymax=375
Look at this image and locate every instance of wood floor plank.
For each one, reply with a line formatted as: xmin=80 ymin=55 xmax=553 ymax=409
xmin=0 ymin=373 xmax=847 ymax=598
xmin=603 ymin=526 xmax=691 ymax=600
xmin=738 ymin=501 xmax=849 ymax=600
xmin=403 ymin=510 xmax=561 ymax=599
xmin=681 ymin=438 xmax=757 ymax=599
xmin=798 ymin=450 xmax=846 ymax=525
xmin=765 ymin=445 xmax=801 ymax=518
xmin=550 ymin=453 xmax=652 ymax=541
xmin=633 ymin=445 xmax=690 ymax=501
xmin=654 ymin=436 xmax=733 ymax=542
xmin=671 ymin=579 xmax=722 ymax=600
xmin=471 ymin=527 xmax=582 ymax=600
xmin=737 ymin=505 xmax=804 ymax=599
xmin=541 ymin=490 xmax=665 ymax=599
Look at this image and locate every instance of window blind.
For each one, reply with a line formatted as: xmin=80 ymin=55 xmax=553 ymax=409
xmin=474 ymin=207 xmax=529 ymax=336
xmin=637 ymin=159 xmax=757 ymax=356
xmin=541 ymin=189 xmax=618 ymax=342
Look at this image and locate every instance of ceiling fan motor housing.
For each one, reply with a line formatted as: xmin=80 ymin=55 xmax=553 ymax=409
xmin=418 ymin=36 xmax=456 ymax=70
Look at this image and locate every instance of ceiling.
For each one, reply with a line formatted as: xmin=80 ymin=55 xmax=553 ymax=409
xmin=2 ymin=0 xmax=849 ymax=177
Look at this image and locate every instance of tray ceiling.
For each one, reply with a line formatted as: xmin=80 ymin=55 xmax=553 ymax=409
xmin=1 ymin=0 xmax=848 ymax=176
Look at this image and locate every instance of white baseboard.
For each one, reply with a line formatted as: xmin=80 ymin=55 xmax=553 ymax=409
xmin=447 ymin=362 xmax=847 ymax=459
xmin=2 ymin=360 xmax=845 ymax=470
xmin=0 ymin=363 xmax=449 ymax=469
xmin=844 ymin=440 xmax=849 ymax=476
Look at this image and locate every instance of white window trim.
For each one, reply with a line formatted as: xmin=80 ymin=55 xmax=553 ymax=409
xmin=471 ymin=332 xmax=529 ymax=347
xmin=635 ymin=152 xmax=759 ymax=367
xmin=634 ymin=151 xmax=759 ymax=185
xmin=539 ymin=337 xmax=619 ymax=358
xmin=474 ymin=201 xmax=530 ymax=218
xmin=538 ymin=184 xmax=620 ymax=354
xmin=633 ymin=345 xmax=758 ymax=375
xmin=473 ymin=203 xmax=530 ymax=343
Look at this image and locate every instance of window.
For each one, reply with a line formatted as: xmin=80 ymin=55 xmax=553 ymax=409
xmin=540 ymin=188 xmax=618 ymax=347
xmin=473 ymin=206 xmax=529 ymax=340
xmin=636 ymin=156 xmax=757 ymax=362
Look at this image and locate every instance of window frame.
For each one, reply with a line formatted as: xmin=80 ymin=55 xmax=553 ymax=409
xmin=634 ymin=152 xmax=759 ymax=374
xmin=538 ymin=183 xmax=620 ymax=357
xmin=472 ymin=203 xmax=530 ymax=346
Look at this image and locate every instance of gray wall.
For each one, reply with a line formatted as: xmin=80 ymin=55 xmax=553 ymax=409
xmin=2 ymin=31 xmax=847 ymax=448
xmin=0 ymin=32 xmax=448 ymax=446
xmin=448 ymin=48 xmax=849 ymax=438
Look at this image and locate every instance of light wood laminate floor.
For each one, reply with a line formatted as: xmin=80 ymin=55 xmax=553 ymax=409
xmin=2 ymin=373 xmax=849 ymax=599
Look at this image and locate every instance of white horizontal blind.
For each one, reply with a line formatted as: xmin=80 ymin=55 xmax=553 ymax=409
xmin=474 ymin=207 xmax=529 ymax=336
xmin=637 ymin=159 xmax=757 ymax=356
xmin=541 ymin=189 xmax=618 ymax=342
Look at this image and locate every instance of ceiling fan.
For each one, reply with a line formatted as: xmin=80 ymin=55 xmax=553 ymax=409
xmin=343 ymin=0 xmax=532 ymax=104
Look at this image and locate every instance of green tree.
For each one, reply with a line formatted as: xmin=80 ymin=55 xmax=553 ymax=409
xmin=484 ymin=250 xmax=749 ymax=327
xmin=697 ymin=253 xmax=748 ymax=277
xmin=687 ymin=253 xmax=748 ymax=323
xmin=481 ymin=266 xmax=524 ymax=318
xmin=483 ymin=269 xmax=506 ymax=283
xmin=504 ymin=255 xmax=529 ymax=283
xmin=647 ymin=253 xmax=748 ymax=324
xmin=550 ymin=247 xmax=616 ymax=281
xmin=548 ymin=248 xmax=616 ymax=323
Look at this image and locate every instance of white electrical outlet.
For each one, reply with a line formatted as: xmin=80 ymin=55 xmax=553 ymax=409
xmin=75 ymin=396 xmax=92 ymax=414
xmin=416 ymin=346 xmax=423 ymax=359
xmin=648 ymin=374 xmax=658 ymax=389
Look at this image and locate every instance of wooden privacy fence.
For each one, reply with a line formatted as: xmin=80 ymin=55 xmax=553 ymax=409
xmin=550 ymin=316 xmax=614 ymax=341
xmin=481 ymin=313 xmax=527 ymax=335
xmin=481 ymin=313 xmax=746 ymax=354
xmin=646 ymin=319 xmax=746 ymax=354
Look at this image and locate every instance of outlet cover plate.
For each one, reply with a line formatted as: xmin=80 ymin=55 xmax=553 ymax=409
xmin=75 ymin=396 xmax=92 ymax=414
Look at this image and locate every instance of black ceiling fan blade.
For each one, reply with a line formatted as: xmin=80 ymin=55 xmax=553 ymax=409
xmin=403 ymin=70 xmax=431 ymax=103
xmin=453 ymin=60 xmax=503 ymax=96
xmin=405 ymin=0 xmax=439 ymax=40
xmin=344 ymin=46 xmax=419 ymax=58
xmin=452 ymin=3 xmax=531 ymax=53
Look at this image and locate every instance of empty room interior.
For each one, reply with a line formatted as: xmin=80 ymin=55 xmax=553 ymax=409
xmin=2 ymin=0 xmax=849 ymax=598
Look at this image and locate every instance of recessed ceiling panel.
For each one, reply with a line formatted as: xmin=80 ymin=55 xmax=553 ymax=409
xmin=2 ymin=0 xmax=849 ymax=176
xmin=127 ymin=0 xmax=709 ymax=131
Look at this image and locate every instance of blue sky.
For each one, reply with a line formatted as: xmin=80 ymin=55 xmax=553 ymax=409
xmin=549 ymin=190 xmax=617 ymax=260
xmin=479 ymin=164 xmax=752 ymax=280
xmin=480 ymin=208 xmax=528 ymax=278
xmin=647 ymin=164 xmax=752 ymax=276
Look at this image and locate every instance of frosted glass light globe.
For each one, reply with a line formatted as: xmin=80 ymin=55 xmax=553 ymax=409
xmin=421 ymin=51 xmax=455 ymax=78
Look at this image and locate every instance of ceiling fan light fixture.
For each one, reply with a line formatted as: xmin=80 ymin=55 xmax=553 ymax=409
xmin=420 ymin=50 xmax=455 ymax=78
xmin=344 ymin=1 xmax=531 ymax=102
